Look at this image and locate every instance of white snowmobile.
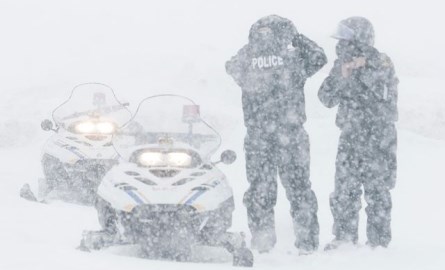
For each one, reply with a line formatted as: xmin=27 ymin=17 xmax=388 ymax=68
xmin=20 ymin=83 xmax=132 ymax=204
xmin=79 ymin=95 xmax=254 ymax=267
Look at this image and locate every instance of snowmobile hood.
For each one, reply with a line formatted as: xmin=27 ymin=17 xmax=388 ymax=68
xmin=97 ymin=163 xmax=233 ymax=213
xmin=248 ymin=15 xmax=298 ymax=47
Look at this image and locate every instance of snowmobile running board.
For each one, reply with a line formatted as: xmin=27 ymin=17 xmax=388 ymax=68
xmin=78 ymin=230 xmax=254 ymax=267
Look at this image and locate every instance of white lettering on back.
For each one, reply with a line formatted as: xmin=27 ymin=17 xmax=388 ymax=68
xmin=251 ymin=55 xmax=284 ymax=69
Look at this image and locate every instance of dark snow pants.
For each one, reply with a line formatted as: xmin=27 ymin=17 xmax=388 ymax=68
xmin=243 ymin=125 xmax=319 ymax=251
xmin=330 ymin=123 xmax=397 ymax=247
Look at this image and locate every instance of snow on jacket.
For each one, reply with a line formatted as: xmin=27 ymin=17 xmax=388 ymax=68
xmin=226 ymin=15 xmax=327 ymax=129
xmin=318 ymin=44 xmax=398 ymax=129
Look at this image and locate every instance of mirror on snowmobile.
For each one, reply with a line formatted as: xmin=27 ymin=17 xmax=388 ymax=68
xmin=41 ymin=119 xmax=55 ymax=131
xmin=220 ymin=150 xmax=237 ymax=165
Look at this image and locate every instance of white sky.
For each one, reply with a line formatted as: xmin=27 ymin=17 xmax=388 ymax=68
xmin=0 ymin=0 xmax=443 ymax=91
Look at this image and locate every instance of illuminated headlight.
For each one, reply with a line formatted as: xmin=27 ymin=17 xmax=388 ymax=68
xmin=73 ymin=121 xmax=116 ymax=134
xmin=137 ymin=151 xmax=192 ymax=167
xmin=96 ymin=122 xmax=115 ymax=134
xmin=138 ymin=152 xmax=165 ymax=167
xmin=75 ymin=121 xmax=96 ymax=133
xmin=167 ymin=152 xmax=192 ymax=167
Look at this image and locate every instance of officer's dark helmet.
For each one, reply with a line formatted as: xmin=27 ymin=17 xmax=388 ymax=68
xmin=248 ymin=15 xmax=298 ymax=46
xmin=332 ymin=16 xmax=375 ymax=46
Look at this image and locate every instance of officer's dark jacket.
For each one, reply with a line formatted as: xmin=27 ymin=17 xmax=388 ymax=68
xmin=226 ymin=16 xmax=327 ymax=129
xmin=318 ymin=45 xmax=398 ymax=129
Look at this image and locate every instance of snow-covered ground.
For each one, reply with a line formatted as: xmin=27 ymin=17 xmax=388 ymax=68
xmin=0 ymin=0 xmax=444 ymax=269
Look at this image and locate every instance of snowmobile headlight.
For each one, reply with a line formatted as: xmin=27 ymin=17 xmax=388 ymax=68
xmin=96 ymin=122 xmax=115 ymax=134
xmin=138 ymin=152 xmax=165 ymax=167
xmin=73 ymin=121 xmax=116 ymax=134
xmin=167 ymin=152 xmax=192 ymax=167
xmin=75 ymin=121 xmax=96 ymax=134
xmin=137 ymin=151 xmax=193 ymax=167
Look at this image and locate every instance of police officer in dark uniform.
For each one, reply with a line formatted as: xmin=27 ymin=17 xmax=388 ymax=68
xmin=318 ymin=17 xmax=398 ymax=250
xmin=226 ymin=15 xmax=327 ymax=254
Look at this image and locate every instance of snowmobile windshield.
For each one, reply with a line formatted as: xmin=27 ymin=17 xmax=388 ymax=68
xmin=113 ymin=95 xmax=221 ymax=164
xmin=52 ymin=83 xmax=132 ymax=134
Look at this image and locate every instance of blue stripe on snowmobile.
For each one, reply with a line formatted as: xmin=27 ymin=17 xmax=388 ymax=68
xmin=125 ymin=190 xmax=144 ymax=204
xmin=184 ymin=189 xmax=206 ymax=205
xmin=54 ymin=140 xmax=85 ymax=159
